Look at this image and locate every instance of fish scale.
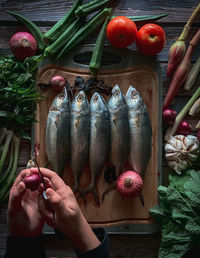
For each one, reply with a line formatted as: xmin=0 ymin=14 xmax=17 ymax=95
xmin=83 ymin=92 xmax=110 ymax=206
xmin=126 ymin=86 xmax=152 ymax=178
xmin=45 ymin=87 xmax=71 ymax=176
xmin=69 ymin=90 xmax=90 ymax=195
xmin=108 ymin=84 xmax=130 ymax=177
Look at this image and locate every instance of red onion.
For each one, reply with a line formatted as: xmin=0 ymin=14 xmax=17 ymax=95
xmin=22 ymin=173 xmax=42 ymax=191
xmin=197 ymin=131 xmax=200 ymax=143
xmin=116 ymin=170 xmax=143 ymax=198
xmin=163 ymin=109 xmax=177 ymax=125
xmin=9 ymin=32 xmax=37 ymax=59
xmin=50 ymin=75 xmax=66 ymax=92
xmin=177 ymin=120 xmax=192 ymax=136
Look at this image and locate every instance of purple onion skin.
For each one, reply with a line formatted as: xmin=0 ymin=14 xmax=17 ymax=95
xmin=22 ymin=173 xmax=42 ymax=191
xmin=177 ymin=121 xmax=192 ymax=136
xmin=50 ymin=75 xmax=65 ymax=92
xmin=163 ymin=109 xmax=177 ymax=125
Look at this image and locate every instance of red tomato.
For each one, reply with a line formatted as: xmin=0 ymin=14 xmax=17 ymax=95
xmin=136 ymin=23 xmax=166 ymax=56
xmin=106 ymin=16 xmax=137 ymax=48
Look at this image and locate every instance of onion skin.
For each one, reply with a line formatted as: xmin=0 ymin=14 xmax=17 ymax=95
xmin=177 ymin=120 xmax=192 ymax=136
xmin=50 ymin=75 xmax=66 ymax=92
xmin=22 ymin=173 xmax=42 ymax=191
xmin=9 ymin=32 xmax=37 ymax=59
xmin=163 ymin=109 xmax=177 ymax=125
xmin=116 ymin=170 xmax=143 ymax=198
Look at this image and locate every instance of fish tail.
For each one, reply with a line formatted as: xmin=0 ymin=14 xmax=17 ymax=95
xmin=101 ymin=183 xmax=116 ymax=203
xmin=79 ymin=184 xmax=100 ymax=206
xmin=92 ymin=185 xmax=100 ymax=207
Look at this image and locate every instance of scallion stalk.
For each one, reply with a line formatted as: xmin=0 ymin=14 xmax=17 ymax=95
xmin=184 ymin=56 xmax=200 ymax=91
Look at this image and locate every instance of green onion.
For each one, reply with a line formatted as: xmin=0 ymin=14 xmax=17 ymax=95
xmin=184 ymin=56 xmax=200 ymax=91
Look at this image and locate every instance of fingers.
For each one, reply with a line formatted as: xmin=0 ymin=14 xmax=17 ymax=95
xmin=30 ymin=167 xmax=66 ymax=191
xmin=38 ymin=196 xmax=55 ymax=227
xmin=11 ymin=169 xmax=30 ymax=189
xmin=9 ymin=181 xmax=26 ymax=213
xmin=45 ymin=188 xmax=66 ymax=215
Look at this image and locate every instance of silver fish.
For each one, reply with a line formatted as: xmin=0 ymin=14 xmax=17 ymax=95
xmin=70 ymin=91 xmax=90 ymax=195
xmin=107 ymin=84 xmax=130 ymax=177
xmin=45 ymin=87 xmax=71 ymax=176
xmin=126 ymin=86 xmax=152 ymax=177
xmin=84 ymin=92 xmax=110 ymax=206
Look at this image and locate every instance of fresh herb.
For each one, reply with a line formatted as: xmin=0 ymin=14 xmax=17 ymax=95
xmin=150 ymin=169 xmax=200 ymax=258
xmin=0 ymin=53 xmax=43 ymax=205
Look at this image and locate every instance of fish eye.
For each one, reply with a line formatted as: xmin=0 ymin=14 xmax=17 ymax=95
xmin=93 ymin=94 xmax=99 ymax=102
xmin=131 ymin=91 xmax=138 ymax=99
xmin=77 ymin=94 xmax=84 ymax=102
xmin=114 ymin=90 xmax=120 ymax=97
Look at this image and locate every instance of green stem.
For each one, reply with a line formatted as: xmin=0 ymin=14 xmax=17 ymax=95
xmin=0 ymin=130 xmax=14 ymax=173
xmin=165 ymin=86 xmax=200 ymax=141
xmin=184 ymin=56 xmax=200 ymax=90
xmin=7 ymin=135 xmax=20 ymax=182
xmin=0 ymin=135 xmax=20 ymax=202
xmin=0 ymin=128 xmax=7 ymax=146
xmin=178 ymin=3 xmax=200 ymax=41
xmin=0 ymin=138 xmax=14 ymax=188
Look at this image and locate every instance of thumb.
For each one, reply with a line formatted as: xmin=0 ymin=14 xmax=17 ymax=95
xmin=9 ymin=181 xmax=26 ymax=211
xmin=45 ymin=188 xmax=66 ymax=215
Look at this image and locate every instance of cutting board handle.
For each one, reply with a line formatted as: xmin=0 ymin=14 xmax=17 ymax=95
xmin=52 ymin=44 xmax=156 ymax=71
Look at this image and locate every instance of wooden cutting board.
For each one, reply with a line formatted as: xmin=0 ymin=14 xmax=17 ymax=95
xmin=34 ymin=45 xmax=162 ymax=232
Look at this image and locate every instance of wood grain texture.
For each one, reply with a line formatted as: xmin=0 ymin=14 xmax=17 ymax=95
xmin=35 ymin=51 xmax=160 ymax=227
xmin=0 ymin=0 xmax=200 ymax=257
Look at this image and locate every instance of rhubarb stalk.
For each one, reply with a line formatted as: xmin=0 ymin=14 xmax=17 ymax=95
xmin=163 ymin=29 xmax=200 ymax=111
xmin=166 ymin=3 xmax=200 ymax=77
xmin=165 ymin=85 xmax=200 ymax=141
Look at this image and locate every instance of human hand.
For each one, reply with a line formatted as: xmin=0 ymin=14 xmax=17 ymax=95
xmin=38 ymin=167 xmax=100 ymax=252
xmin=7 ymin=169 xmax=45 ymax=237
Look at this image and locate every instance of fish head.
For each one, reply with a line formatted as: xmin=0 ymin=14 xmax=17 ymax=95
xmin=50 ymin=87 xmax=69 ymax=111
xmin=72 ymin=90 xmax=89 ymax=112
xmin=126 ymin=86 xmax=144 ymax=111
xmin=90 ymin=92 xmax=107 ymax=112
xmin=108 ymin=84 xmax=125 ymax=110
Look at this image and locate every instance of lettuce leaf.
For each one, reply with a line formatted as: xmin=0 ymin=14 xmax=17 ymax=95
xmin=150 ymin=169 xmax=200 ymax=258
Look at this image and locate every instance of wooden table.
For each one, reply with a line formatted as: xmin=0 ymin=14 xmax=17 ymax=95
xmin=0 ymin=0 xmax=200 ymax=257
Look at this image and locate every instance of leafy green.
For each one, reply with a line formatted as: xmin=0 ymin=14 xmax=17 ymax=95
xmin=150 ymin=169 xmax=200 ymax=258
xmin=0 ymin=54 xmax=43 ymax=138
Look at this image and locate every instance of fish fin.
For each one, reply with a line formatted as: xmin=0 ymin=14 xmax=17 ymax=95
xmin=101 ymin=184 xmax=116 ymax=203
xmin=76 ymin=188 xmax=87 ymax=205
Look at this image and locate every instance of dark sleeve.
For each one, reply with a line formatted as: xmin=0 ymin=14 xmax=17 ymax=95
xmin=4 ymin=234 xmax=46 ymax=258
xmin=74 ymin=228 xmax=110 ymax=258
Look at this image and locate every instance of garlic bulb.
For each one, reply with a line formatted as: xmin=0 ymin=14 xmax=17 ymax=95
xmin=165 ymin=135 xmax=199 ymax=174
xmin=26 ymin=159 xmax=36 ymax=168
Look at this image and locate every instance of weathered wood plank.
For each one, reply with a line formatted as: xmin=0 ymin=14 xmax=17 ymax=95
xmin=0 ymin=0 xmax=199 ymax=24
xmin=1 ymin=25 xmax=200 ymax=63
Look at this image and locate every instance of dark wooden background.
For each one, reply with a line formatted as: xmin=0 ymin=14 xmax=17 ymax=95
xmin=0 ymin=0 xmax=200 ymax=257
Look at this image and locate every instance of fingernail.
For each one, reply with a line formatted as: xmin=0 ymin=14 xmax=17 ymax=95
xmin=30 ymin=167 xmax=38 ymax=173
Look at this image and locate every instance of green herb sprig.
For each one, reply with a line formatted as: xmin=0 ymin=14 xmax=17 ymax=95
xmin=0 ymin=53 xmax=43 ymax=205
